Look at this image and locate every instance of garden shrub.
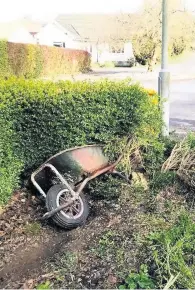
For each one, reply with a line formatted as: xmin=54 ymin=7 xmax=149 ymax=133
xmin=150 ymin=171 xmax=178 ymax=195
xmin=40 ymin=46 xmax=90 ymax=76
xmin=7 ymin=42 xmax=28 ymax=77
xmin=0 ymin=41 xmax=90 ymax=79
xmin=0 ymin=78 xmax=162 ymax=203
xmin=147 ymin=213 xmax=195 ymax=289
xmin=87 ymin=175 xmax=123 ymax=200
xmin=25 ymin=44 xmax=44 ymax=79
xmin=119 ymin=265 xmax=156 ymax=289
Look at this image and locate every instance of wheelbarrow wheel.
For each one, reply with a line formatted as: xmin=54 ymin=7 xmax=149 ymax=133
xmin=46 ymin=184 xmax=89 ymax=229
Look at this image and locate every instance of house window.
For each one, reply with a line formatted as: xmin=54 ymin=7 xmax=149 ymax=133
xmin=110 ymin=46 xmax=124 ymax=53
xmin=53 ymin=42 xmax=65 ymax=48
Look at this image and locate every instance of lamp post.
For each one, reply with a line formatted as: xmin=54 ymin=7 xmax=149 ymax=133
xmin=158 ymin=0 xmax=170 ymax=136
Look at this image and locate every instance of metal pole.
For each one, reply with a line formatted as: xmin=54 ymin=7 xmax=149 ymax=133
xmin=158 ymin=0 xmax=170 ymax=136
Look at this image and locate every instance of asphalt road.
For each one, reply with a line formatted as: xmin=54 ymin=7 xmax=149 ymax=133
xmin=58 ymin=64 xmax=195 ymax=133
xmin=141 ymin=79 xmax=195 ymax=133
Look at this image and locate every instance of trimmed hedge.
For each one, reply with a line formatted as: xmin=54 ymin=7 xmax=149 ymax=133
xmin=0 ymin=117 xmax=23 ymax=204
xmin=0 ymin=40 xmax=10 ymax=78
xmin=0 ymin=78 xmax=162 ymax=204
xmin=0 ymin=41 xmax=91 ymax=79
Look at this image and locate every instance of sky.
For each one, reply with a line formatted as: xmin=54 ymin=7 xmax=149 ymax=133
xmin=0 ymin=0 xmax=143 ymax=21
xmin=0 ymin=0 xmax=194 ymax=22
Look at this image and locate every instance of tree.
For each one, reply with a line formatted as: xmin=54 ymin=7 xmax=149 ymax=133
xmin=123 ymin=0 xmax=195 ymax=71
xmin=169 ymin=10 xmax=195 ymax=56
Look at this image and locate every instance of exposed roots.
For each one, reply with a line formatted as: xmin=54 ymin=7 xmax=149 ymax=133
xmin=161 ymin=138 xmax=190 ymax=172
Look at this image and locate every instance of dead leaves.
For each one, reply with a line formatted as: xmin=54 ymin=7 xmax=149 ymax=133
xmin=21 ymin=279 xmax=35 ymax=289
xmin=21 ymin=273 xmax=55 ymax=289
xmin=107 ymin=215 xmax=122 ymax=228
xmin=108 ymin=274 xmax=117 ymax=285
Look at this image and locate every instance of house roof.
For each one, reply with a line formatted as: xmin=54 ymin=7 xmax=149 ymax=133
xmin=22 ymin=19 xmax=46 ymax=34
xmin=0 ymin=18 xmax=46 ymax=40
xmin=22 ymin=17 xmax=80 ymax=39
xmin=0 ymin=18 xmax=81 ymax=41
xmin=61 ymin=23 xmax=81 ymax=37
xmin=56 ymin=14 xmax=116 ymax=42
xmin=56 ymin=14 xmax=133 ymax=43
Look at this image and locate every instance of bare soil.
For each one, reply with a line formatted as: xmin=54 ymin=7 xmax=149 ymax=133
xmin=0 ymin=184 xmax=185 ymax=289
xmin=0 ymin=185 xmax=141 ymax=289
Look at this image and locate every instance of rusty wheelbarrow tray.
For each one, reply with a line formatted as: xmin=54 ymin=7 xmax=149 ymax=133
xmin=31 ymin=142 xmax=130 ymax=229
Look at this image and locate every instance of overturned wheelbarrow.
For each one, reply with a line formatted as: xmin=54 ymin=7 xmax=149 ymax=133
xmin=31 ymin=143 xmax=130 ymax=229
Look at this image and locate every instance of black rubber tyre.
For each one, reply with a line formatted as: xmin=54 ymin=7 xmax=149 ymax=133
xmin=46 ymin=184 xmax=89 ymax=229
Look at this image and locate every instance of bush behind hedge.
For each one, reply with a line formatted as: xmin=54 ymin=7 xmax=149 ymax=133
xmin=0 ymin=41 xmax=90 ymax=79
xmin=0 ymin=40 xmax=10 ymax=78
xmin=0 ymin=78 xmax=162 ymax=204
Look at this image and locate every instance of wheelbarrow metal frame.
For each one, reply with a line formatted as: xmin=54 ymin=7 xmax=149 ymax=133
xmin=31 ymin=139 xmax=131 ymax=220
xmin=31 ymin=163 xmax=76 ymax=198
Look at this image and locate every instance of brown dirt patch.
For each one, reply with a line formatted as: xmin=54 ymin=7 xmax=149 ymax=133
xmin=0 ymin=184 xmax=183 ymax=289
xmin=0 ymin=185 xmax=143 ymax=289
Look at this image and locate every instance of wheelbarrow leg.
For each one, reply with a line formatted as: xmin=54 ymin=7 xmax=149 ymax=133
xmin=112 ymin=170 xmax=131 ymax=183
